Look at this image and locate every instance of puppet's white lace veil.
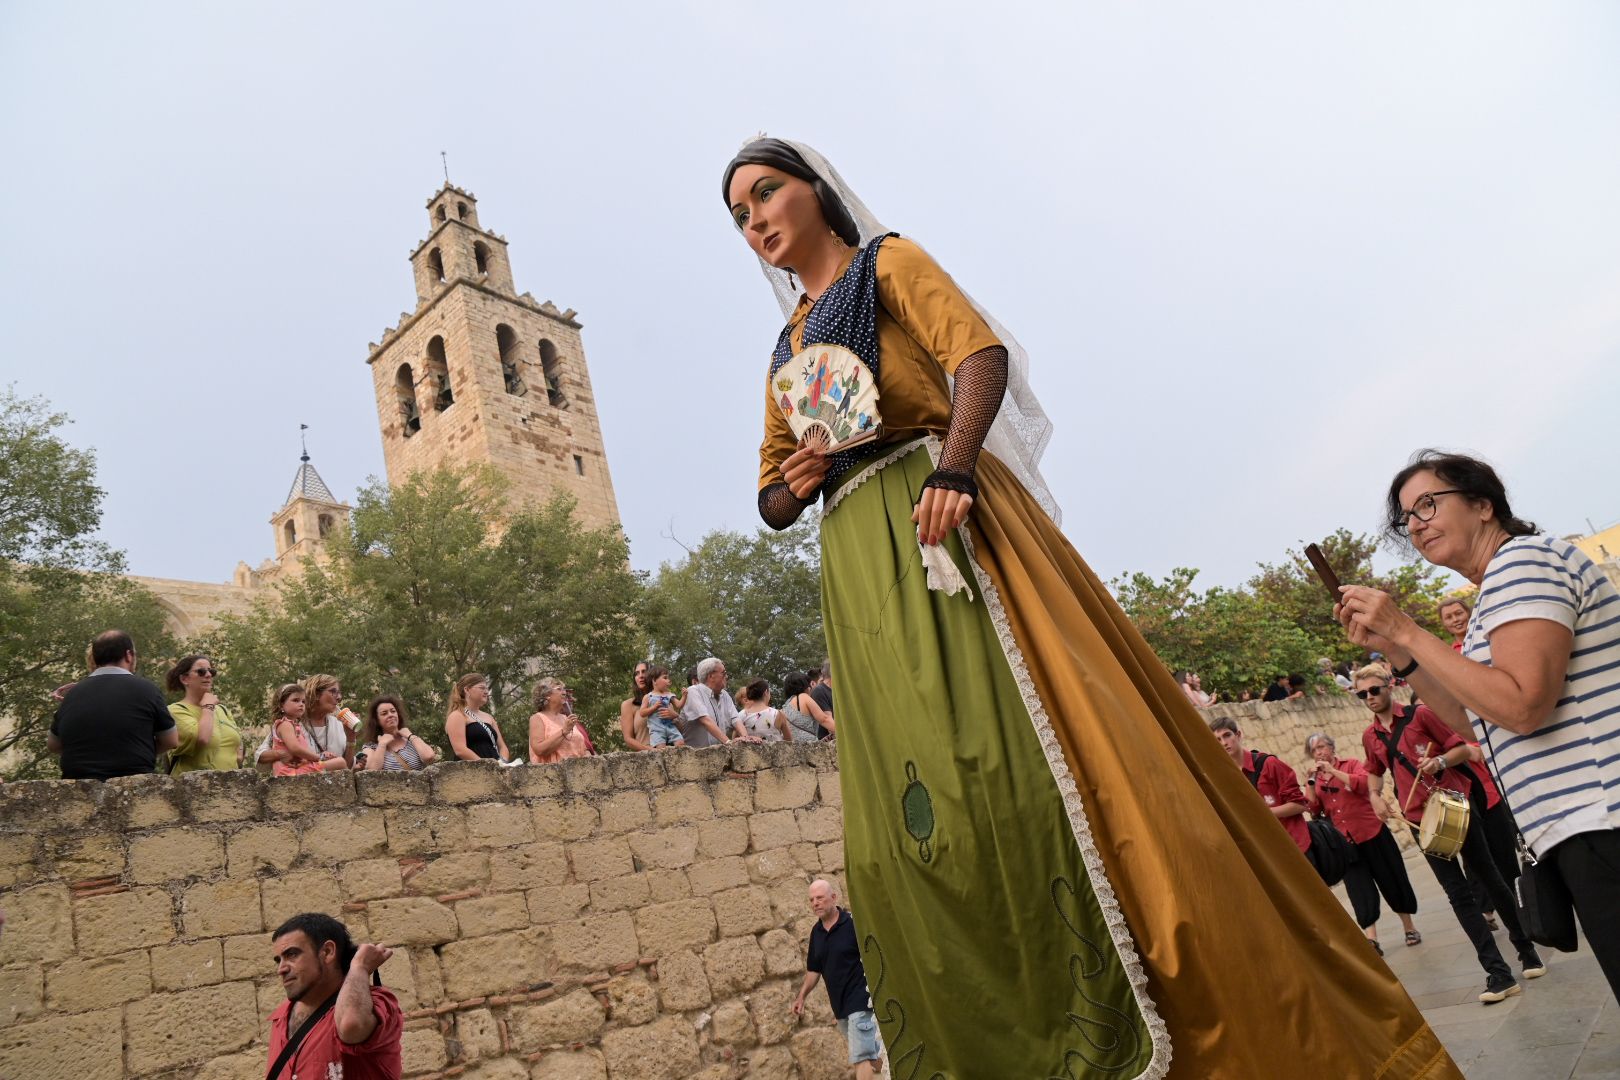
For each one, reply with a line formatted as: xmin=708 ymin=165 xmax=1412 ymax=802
xmin=745 ymin=138 xmax=1062 ymax=525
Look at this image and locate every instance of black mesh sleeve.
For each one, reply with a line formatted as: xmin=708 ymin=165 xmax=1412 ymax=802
xmin=924 ymin=344 xmax=1008 ymax=499
xmin=758 ymin=482 xmax=813 ymax=531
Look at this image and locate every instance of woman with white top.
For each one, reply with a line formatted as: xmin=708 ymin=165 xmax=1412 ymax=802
xmin=734 ymin=679 xmax=789 ymax=743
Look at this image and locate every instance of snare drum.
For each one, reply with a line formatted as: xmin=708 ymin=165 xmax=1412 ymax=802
xmin=1418 ymin=788 xmax=1471 ymax=860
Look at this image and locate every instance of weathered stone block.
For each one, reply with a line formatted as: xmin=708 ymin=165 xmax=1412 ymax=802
xmin=183 ymin=768 xmax=266 ymax=822
xmin=44 ymin=948 xmax=151 ymax=1011
xmin=655 ymin=947 xmax=711 ymax=1010
xmin=526 ymin=883 xmax=591 ymax=924
xmin=465 ymin=800 xmax=536 ymax=847
xmin=703 ymin=935 xmax=766 ymax=997
xmin=533 ymin=797 xmax=599 ymax=841
xmin=460 ymin=1060 xmax=529 ymax=1080
xmin=437 ymin=927 xmax=551 ymax=999
xmin=597 ymin=789 xmax=653 ymax=834
xmin=633 ymin=898 xmax=716 ymax=955
xmin=75 ymin=885 xmax=175 ymax=956
xmin=509 ymin=987 xmax=607 ymax=1049
xmin=193 ymin=1047 xmax=268 ymax=1080
xmin=750 ymin=980 xmax=800 ymax=1045
xmin=747 ymin=847 xmax=802 ymax=884
xmin=817 ymin=840 xmax=844 ymax=872
xmin=430 ymin=760 xmax=513 ymax=804
xmin=589 ymin=872 xmax=650 ymax=912
xmin=560 ymin=755 xmax=612 ymax=794
xmin=652 ymin=783 xmax=714 ymax=826
xmin=266 ymin=771 xmax=357 ymax=815
xmin=454 ymin=892 xmax=529 ymax=938
xmin=599 ymin=1015 xmax=701 ymax=1079
xmin=0 ymin=780 xmax=98 ymax=832
xmin=568 ymin=835 xmax=634 ymax=882
xmin=368 ymin=896 xmax=458 ymax=946
xmin=795 ymin=805 xmax=841 ymax=844
xmin=748 ymin=810 xmax=802 ymax=851
xmin=712 ymin=998 xmax=755 ymax=1046
xmin=0 ymin=884 xmax=73 ymax=964
xmin=753 ymin=767 xmax=818 ymax=812
xmin=221 ymin=933 xmax=267 ymax=981
xmin=510 ymin=764 xmax=568 ymax=799
xmin=627 ymin=826 xmax=698 ymax=870
xmin=530 ymin=1047 xmax=609 ymax=1080
xmin=124 ymin=980 xmax=259 ymax=1073
xmin=646 ymin=868 xmax=691 ymax=902
xmin=713 ymin=886 xmax=777 ymax=936
xmin=385 ymin=805 xmax=468 ymax=855
xmin=788 ymin=842 xmax=822 ymax=874
xmin=341 ymin=856 xmax=403 ymax=899
xmin=117 ymin=774 xmax=187 ymax=829
xmin=712 ymin=777 xmax=756 ymax=816
xmin=0 ymin=1006 xmax=123 ymax=1080
xmin=455 ymin=1005 xmax=503 ymax=1059
xmin=688 ymin=856 xmax=750 ymax=896
xmin=226 ymin=821 xmax=299 ymax=877
xmin=401 ymin=1026 xmax=449 ymax=1075
xmin=301 ymin=807 xmax=388 ymax=861
xmin=551 ymin=910 xmax=639 ymax=970
xmin=411 ymin=945 xmax=445 ymax=1004
xmin=663 ymin=746 xmax=729 ymax=783
xmin=488 ymin=840 xmax=570 ymax=892
xmin=741 ymin=1044 xmax=797 ymax=1079
xmin=261 ymin=869 xmax=345 ymax=929
xmin=356 ymin=768 xmax=432 ymax=806
xmin=606 ymin=751 xmax=667 ymax=790
xmin=605 ymin=972 xmax=658 ymax=1026
xmin=697 ymin=816 xmax=751 ymax=859
xmin=816 ymin=771 xmax=841 ymax=808
xmin=790 ymin=1026 xmax=851 ymax=1080
xmin=44 ymin=833 xmax=122 ymax=882
xmin=128 ymin=826 xmax=225 ymax=883
xmin=406 ymin=851 xmax=489 ymax=895
xmin=758 ymin=929 xmax=802 ymax=978
xmin=150 ymin=937 xmax=225 ymax=991
xmin=0 ymin=963 xmax=44 ymax=1024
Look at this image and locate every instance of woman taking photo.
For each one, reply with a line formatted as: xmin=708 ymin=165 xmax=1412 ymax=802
xmin=1337 ymin=450 xmax=1620 ymax=999
xmin=357 ymin=696 xmax=436 ymax=772
xmin=446 ymin=673 xmax=511 ymax=762
xmin=723 ymin=137 xmax=1453 ymax=1077
xmin=165 ymin=655 xmax=244 ymax=772
xmin=528 ymin=678 xmax=590 ymax=764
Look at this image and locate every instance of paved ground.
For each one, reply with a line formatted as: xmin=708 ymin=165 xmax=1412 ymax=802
xmin=1340 ymin=843 xmax=1616 ymax=1078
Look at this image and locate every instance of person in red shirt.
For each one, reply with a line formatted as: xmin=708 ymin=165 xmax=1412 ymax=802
xmin=1355 ymin=665 xmax=1544 ymax=1003
xmin=1438 ymin=597 xmax=1472 ymax=653
xmin=267 ymin=913 xmax=402 ymax=1080
xmin=1209 ymin=717 xmax=1310 ymax=853
xmin=1302 ymin=732 xmax=1420 ymax=955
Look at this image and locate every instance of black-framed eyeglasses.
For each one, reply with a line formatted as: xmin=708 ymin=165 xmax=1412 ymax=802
xmin=1354 ymin=687 xmax=1387 ymax=699
xmin=1393 ymin=489 xmax=1465 ymax=533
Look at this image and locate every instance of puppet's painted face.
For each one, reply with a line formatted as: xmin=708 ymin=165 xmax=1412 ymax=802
xmin=728 ymin=164 xmax=829 ymax=274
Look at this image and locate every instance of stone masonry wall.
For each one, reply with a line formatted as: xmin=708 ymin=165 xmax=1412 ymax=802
xmin=0 ymin=743 xmax=851 ymax=1080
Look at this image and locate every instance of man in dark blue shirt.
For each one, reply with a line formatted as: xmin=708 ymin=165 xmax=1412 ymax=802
xmin=792 ymin=879 xmax=878 ymax=1079
xmin=48 ymin=630 xmax=177 ymax=780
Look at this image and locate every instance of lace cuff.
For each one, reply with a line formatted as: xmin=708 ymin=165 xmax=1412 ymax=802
xmin=758 ymin=482 xmax=812 ymax=531
xmin=921 ymin=468 xmax=979 ymax=500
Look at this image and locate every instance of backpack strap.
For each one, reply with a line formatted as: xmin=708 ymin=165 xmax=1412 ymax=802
xmin=1243 ymin=750 xmax=1272 ymax=790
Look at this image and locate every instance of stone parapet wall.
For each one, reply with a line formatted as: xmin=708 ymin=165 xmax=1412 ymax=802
xmin=0 ymin=743 xmax=855 ymax=1080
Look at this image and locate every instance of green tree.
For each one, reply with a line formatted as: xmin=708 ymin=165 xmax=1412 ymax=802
xmin=639 ymin=517 xmax=825 ymax=693
xmin=1248 ymin=528 xmax=1451 ymax=667
xmin=0 ymin=388 xmax=177 ymax=779
xmin=198 ymin=465 xmax=643 ymax=755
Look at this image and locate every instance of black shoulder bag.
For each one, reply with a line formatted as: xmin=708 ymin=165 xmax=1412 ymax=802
xmin=267 ymin=993 xmax=338 ymax=1080
xmin=1478 ymin=724 xmax=1580 ymax=952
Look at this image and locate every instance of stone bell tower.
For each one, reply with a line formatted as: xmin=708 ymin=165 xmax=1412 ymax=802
xmin=365 ymin=183 xmax=622 ymax=532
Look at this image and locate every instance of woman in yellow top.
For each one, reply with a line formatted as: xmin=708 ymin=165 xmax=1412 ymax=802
xmin=723 ymin=138 xmax=1460 ymax=1079
xmin=164 ymin=655 xmax=244 ymax=772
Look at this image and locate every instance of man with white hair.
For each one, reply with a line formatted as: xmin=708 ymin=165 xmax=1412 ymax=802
xmin=677 ymin=657 xmax=738 ymax=748
xmin=793 ymin=879 xmax=877 ymax=1079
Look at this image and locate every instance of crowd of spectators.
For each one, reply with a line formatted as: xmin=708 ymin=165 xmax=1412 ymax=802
xmin=45 ymin=629 xmax=836 ymax=782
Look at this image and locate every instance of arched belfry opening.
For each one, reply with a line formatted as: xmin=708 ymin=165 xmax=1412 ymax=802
xmin=497 ymin=325 xmax=525 ymax=396
xmin=473 ymin=241 xmax=490 ymax=276
xmin=428 ymin=248 xmax=445 ymax=282
xmin=426 ymin=336 xmax=453 ymax=411
xmin=396 ymin=364 xmax=421 ymax=435
xmin=539 ymin=339 xmax=567 ymax=408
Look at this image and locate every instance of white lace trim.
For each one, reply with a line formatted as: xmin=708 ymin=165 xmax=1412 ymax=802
xmin=924 ymin=439 xmax=1174 ymax=1080
xmin=821 ymin=437 xmax=929 ymax=515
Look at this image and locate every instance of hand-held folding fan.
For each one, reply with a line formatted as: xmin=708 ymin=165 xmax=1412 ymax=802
xmin=774 ymin=344 xmax=882 ymax=452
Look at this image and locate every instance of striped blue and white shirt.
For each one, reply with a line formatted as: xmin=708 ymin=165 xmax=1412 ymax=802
xmin=1464 ymin=535 xmax=1620 ymax=853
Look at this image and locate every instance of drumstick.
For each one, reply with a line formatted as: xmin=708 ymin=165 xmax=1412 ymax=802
xmin=1398 ymin=742 xmax=1430 ymax=841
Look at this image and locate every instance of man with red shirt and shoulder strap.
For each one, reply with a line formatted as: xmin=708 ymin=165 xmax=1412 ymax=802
xmin=1208 ymin=716 xmax=1310 ymax=853
xmin=1354 ymin=664 xmax=1544 ymax=1004
xmin=267 ymin=913 xmax=402 ymax=1079
xmin=1302 ymin=731 xmax=1420 ymax=955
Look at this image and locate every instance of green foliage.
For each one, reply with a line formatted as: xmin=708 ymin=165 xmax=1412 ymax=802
xmin=1111 ymin=529 xmax=1452 ymax=699
xmin=0 ymin=388 xmax=178 ymax=778
xmin=198 ymin=465 xmax=643 ymax=755
xmin=639 ymin=517 xmax=825 ymax=694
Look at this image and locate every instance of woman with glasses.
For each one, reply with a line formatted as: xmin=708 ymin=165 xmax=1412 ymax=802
xmin=528 ymin=678 xmax=589 ymax=763
xmin=723 ymin=137 xmax=1456 ymax=1076
xmin=446 ymin=673 xmax=512 ymax=762
xmin=1337 ymin=451 xmax=1620 ymax=999
xmin=164 ymin=655 xmax=244 ymax=772
xmin=618 ymin=663 xmax=654 ymax=752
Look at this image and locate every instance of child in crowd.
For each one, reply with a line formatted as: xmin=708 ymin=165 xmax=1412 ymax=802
xmin=638 ymin=667 xmax=687 ymax=748
xmin=270 ymin=684 xmax=350 ymax=775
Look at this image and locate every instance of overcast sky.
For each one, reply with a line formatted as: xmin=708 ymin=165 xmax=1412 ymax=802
xmin=3 ymin=2 xmax=1617 ymax=596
